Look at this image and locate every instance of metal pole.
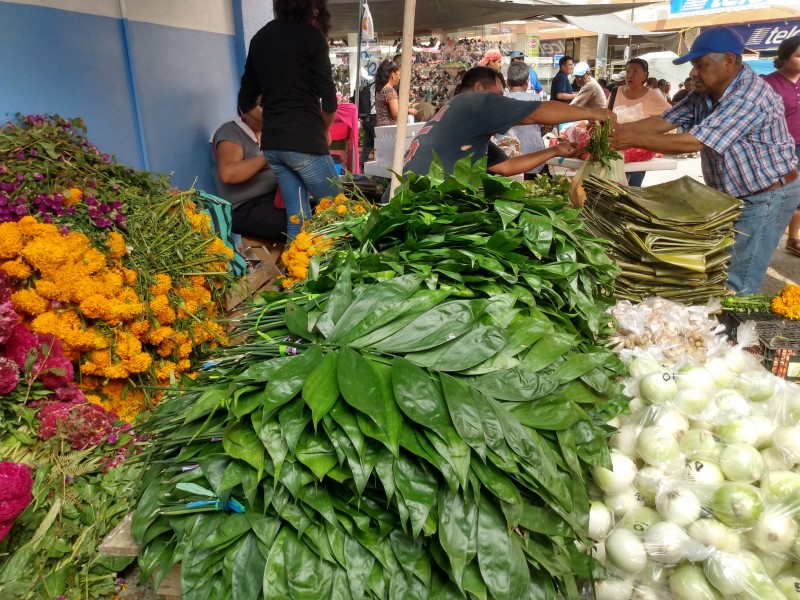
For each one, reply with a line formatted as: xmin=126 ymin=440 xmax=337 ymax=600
xmin=389 ymin=0 xmax=416 ymax=196
xmin=354 ymin=0 xmax=365 ymax=107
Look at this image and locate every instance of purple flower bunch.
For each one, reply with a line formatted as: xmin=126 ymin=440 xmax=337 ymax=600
xmin=84 ymin=194 xmax=126 ymax=229
xmin=28 ymin=192 xmax=77 ymax=225
xmin=0 ymin=192 xmax=30 ymax=224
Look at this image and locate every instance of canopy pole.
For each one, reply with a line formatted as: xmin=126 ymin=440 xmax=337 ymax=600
xmin=354 ymin=0 xmax=365 ymax=102
xmin=389 ymin=0 xmax=416 ymax=197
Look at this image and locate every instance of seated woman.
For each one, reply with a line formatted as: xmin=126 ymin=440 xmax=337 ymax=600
xmin=211 ymin=104 xmax=285 ymax=241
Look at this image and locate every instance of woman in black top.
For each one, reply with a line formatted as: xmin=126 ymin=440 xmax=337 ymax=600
xmin=238 ymin=0 xmax=341 ymax=240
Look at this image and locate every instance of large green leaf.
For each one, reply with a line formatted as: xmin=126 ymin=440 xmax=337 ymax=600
xmin=477 ymin=496 xmax=529 ymax=600
xmin=222 ymin=421 xmax=265 ymax=477
xmin=394 ymin=454 xmax=438 ymax=538
xmin=338 ymin=348 xmax=403 ymax=456
xmin=232 ymin=533 xmax=267 ymax=600
xmin=438 ymin=488 xmax=477 ymax=588
xmin=372 ymin=299 xmax=488 ymax=354
xmin=302 ymin=352 xmax=340 ymax=427
xmin=405 ymin=325 xmax=506 ymax=372
xmin=263 ymin=528 xmax=290 ymax=599
xmin=263 ymin=345 xmax=322 ymax=419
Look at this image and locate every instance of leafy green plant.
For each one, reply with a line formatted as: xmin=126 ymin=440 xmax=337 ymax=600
xmin=584 ymin=119 xmax=621 ymax=169
xmin=133 ymin=160 xmax=628 ymax=599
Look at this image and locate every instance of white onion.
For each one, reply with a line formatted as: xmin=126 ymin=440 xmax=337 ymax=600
xmin=750 ymin=414 xmax=777 ymax=449
xmin=593 ymin=450 xmax=639 ymax=494
xmin=749 ymin=509 xmax=798 ymax=554
xmin=703 ymin=551 xmax=751 ymax=595
xmin=636 ymin=560 xmax=671 ymax=587
xmin=629 ymin=354 xmax=662 ymax=379
xmin=714 ymin=389 xmax=751 ymax=418
xmin=672 ymin=388 xmax=710 ymax=417
xmin=606 ymin=527 xmax=648 ymax=574
xmin=643 ymin=520 xmax=692 ymax=564
xmin=639 ymin=371 xmax=678 ymax=404
xmin=652 ymin=409 xmax=689 ymax=439
xmin=710 ymin=483 xmax=763 ymax=528
xmin=746 ymin=580 xmax=791 ymax=600
xmin=762 ymin=446 xmax=794 ymax=470
xmin=675 ymin=363 xmax=716 ymax=395
xmin=724 ymin=347 xmax=755 ymax=374
xmin=610 ymin=424 xmax=640 ymax=459
xmin=774 ymin=573 xmax=800 ymax=598
xmin=719 ymin=443 xmax=765 ymax=483
xmin=772 ymin=426 xmax=800 ymax=464
xmin=705 ymin=357 xmax=735 ymax=389
xmin=688 ymin=518 xmax=741 ymax=552
xmin=589 ymin=501 xmax=615 ymax=541
xmin=637 ymin=426 xmax=681 ymax=466
xmin=669 ymin=563 xmax=720 ymax=600
xmin=635 ymin=467 xmax=667 ymax=504
xmin=605 ymin=488 xmax=645 ymax=517
xmin=656 ymin=487 xmax=702 ymax=526
xmin=686 ymin=459 xmax=725 ymax=486
xmin=737 ymin=370 xmax=777 ymax=402
xmin=680 ymin=429 xmax=720 ymax=461
xmin=762 ymin=469 xmax=800 ymax=500
xmin=618 ymin=506 xmax=661 ymax=535
xmin=715 ymin=418 xmax=759 ymax=446
xmin=753 ymin=548 xmax=791 ymax=578
xmin=594 ymin=577 xmax=635 ymax=600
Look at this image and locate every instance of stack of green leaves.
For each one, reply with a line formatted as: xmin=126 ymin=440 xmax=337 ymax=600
xmin=581 ymin=174 xmax=741 ymax=304
xmin=132 ymin=161 xmax=629 ymax=600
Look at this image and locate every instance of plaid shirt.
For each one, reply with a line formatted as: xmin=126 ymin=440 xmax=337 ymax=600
xmin=663 ymin=65 xmax=798 ymax=198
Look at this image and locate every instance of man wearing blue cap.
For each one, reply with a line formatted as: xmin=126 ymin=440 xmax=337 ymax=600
xmin=611 ymin=26 xmax=799 ymax=295
xmin=510 ymin=50 xmax=543 ymax=96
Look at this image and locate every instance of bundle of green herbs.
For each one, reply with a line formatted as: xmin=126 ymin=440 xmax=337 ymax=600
xmin=132 ymin=160 xmax=628 ymax=600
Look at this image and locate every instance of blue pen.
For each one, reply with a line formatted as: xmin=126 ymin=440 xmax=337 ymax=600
xmin=186 ymin=500 xmax=221 ymax=510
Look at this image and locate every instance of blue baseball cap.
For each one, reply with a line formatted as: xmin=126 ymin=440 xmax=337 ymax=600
xmin=509 ymin=50 xmax=525 ymax=59
xmin=673 ymin=27 xmax=745 ymax=64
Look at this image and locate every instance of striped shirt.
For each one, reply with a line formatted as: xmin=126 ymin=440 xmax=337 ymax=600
xmin=663 ymin=65 xmax=797 ymax=198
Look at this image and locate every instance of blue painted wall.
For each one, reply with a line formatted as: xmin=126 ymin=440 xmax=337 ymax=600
xmin=0 ymin=1 xmax=240 ymax=191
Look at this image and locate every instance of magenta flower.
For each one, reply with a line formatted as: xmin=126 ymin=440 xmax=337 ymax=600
xmin=0 ymin=461 xmax=33 ymax=540
xmin=0 ymin=301 xmax=20 ymax=344
xmin=0 ymin=357 xmax=19 ymax=394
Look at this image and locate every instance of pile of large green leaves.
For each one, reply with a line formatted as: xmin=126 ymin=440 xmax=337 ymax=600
xmin=132 ymin=163 xmax=628 ymax=599
xmin=581 ymin=174 xmax=741 ymax=304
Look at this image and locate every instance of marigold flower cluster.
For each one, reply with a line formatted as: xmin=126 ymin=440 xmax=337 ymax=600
xmin=1 ymin=217 xmax=230 ymax=420
xmin=281 ymin=194 xmax=372 ymax=289
xmin=771 ymin=284 xmax=800 ymax=320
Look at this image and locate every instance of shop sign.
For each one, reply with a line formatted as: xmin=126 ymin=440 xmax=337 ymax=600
xmin=723 ymin=20 xmax=800 ymax=50
xmin=540 ymin=38 xmax=565 ymax=57
xmin=527 ymin=35 xmax=540 ymax=58
xmin=669 ymin=0 xmax=768 ymax=16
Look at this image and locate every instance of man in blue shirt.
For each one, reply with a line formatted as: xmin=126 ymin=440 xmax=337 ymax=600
xmin=550 ymin=55 xmax=576 ymax=104
xmin=610 ymin=27 xmax=799 ymax=295
xmin=509 ymin=50 xmax=542 ymax=96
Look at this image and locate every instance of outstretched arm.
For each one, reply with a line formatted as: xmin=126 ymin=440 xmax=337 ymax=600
xmin=520 ymin=102 xmax=613 ymax=126
xmin=611 ymin=121 xmax=702 ymax=154
xmin=488 ymin=142 xmax=580 ymax=177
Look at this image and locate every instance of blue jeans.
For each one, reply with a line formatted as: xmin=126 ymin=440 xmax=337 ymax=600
xmin=627 ymin=171 xmax=646 ymax=187
xmin=727 ymin=178 xmax=800 ymax=294
xmin=263 ymin=150 xmax=341 ymax=239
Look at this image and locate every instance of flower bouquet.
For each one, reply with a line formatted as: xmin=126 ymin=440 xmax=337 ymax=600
xmin=1 ymin=114 xmax=237 ymax=421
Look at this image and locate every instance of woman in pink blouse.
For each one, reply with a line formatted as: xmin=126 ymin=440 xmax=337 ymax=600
xmin=764 ymin=36 xmax=800 ymax=256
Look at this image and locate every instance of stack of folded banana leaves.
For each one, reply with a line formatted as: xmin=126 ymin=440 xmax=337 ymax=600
xmin=581 ymin=175 xmax=741 ymax=304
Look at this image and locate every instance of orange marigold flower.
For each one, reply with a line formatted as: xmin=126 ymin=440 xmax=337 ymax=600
xmin=0 ymin=223 xmax=24 ymax=259
xmin=334 ymin=193 xmax=347 ymax=204
xmin=129 ymin=320 xmax=150 ymax=338
xmin=122 ymin=268 xmax=137 ymax=285
xmin=155 ymin=360 xmax=178 ymax=380
xmin=11 ymin=288 xmax=49 ymax=315
xmin=64 ymin=188 xmax=83 ymax=205
xmin=178 ymin=359 xmax=192 ymax=371
xmin=149 ymin=274 xmax=172 ymax=296
xmin=106 ymin=231 xmax=127 ymax=259
xmin=337 ymin=204 xmax=347 ymax=215
xmin=1 ymin=258 xmax=32 ymax=280
xmin=290 ymin=214 xmax=301 ymax=224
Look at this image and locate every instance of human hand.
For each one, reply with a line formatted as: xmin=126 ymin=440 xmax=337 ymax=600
xmin=589 ymin=108 xmax=615 ymax=125
xmin=553 ymin=142 xmax=581 ymax=158
xmin=609 ymin=124 xmax=636 ymax=150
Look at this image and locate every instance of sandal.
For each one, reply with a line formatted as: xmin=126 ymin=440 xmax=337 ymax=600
xmin=787 ymin=238 xmax=800 ymax=256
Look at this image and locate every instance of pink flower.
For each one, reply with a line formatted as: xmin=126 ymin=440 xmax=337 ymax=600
xmin=53 ymin=385 xmax=86 ymax=403
xmin=0 ymin=357 xmax=19 ymax=394
xmin=0 ymin=269 xmax=10 ymax=302
xmin=39 ymin=356 xmax=73 ymax=390
xmin=37 ymin=402 xmax=118 ymax=449
xmin=0 ymin=461 xmax=33 ymax=540
xmin=0 ymin=301 xmax=19 ymax=345
xmin=2 ymin=324 xmax=38 ymax=370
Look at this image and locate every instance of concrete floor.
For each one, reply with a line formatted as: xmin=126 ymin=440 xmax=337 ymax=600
xmin=643 ymin=154 xmax=798 ymax=296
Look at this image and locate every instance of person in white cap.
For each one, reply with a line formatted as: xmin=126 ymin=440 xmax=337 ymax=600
xmin=570 ymin=62 xmax=607 ymax=109
xmin=611 ymin=26 xmax=799 ymax=295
